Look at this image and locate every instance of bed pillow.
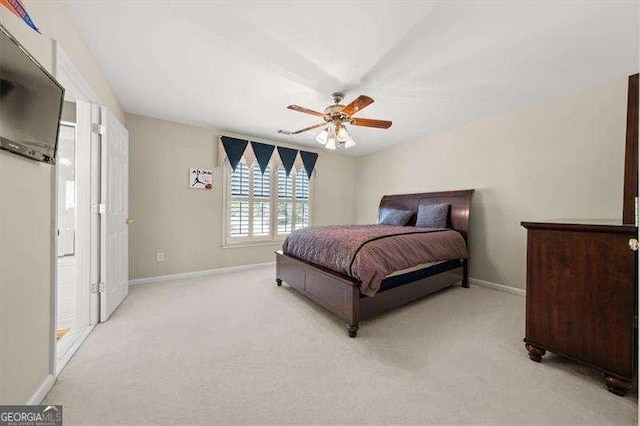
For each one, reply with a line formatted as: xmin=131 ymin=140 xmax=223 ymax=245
xmin=416 ymin=203 xmax=450 ymax=228
xmin=379 ymin=209 xmax=414 ymax=226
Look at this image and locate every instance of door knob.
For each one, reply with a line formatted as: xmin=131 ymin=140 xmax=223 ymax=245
xmin=629 ymin=238 xmax=638 ymax=251
xmin=126 ymin=218 xmax=134 ymax=225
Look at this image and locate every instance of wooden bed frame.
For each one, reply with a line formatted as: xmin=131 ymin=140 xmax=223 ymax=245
xmin=275 ymin=189 xmax=475 ymax=337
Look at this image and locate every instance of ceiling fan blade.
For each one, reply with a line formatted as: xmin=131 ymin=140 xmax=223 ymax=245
xmin=341 ymin=95 xmax=374 ymax=116
xmin=287 ymin=104 xmax=327 ymax=118
xmin=278 ymin=122 xmax=327 ymax=135
xmin=350 ymin=117 xmax=392 ymax=129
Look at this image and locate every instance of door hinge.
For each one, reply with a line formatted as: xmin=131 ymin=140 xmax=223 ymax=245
xmin=98 ymin=203 xmax=106 ymax=214
xmin=90 ymin=283 xmax=97 ymax=293
xmin=91 ymin=123 xmax=106 ymax=135
xmin=99 ymin=282 xmax=106 ymax=293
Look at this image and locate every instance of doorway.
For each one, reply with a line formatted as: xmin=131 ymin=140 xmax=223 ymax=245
xmin=55 ymin=120 xmax=79 ymax=358
xmin=55 ymin=101 xmax=97 ymax=375
xmin=52 ymin=43 xmax=130 ymax=377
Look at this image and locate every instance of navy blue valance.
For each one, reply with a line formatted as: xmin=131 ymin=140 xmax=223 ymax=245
xmin=299 ymin=151 xmax=318 ymax=179
xmin=277 ymin=146 xmax=298 ymax=177
xmin=221 ymin=136 xmax=248 ymax=172
xmin=250 ymin=141 xmax=275 ymax=174
xmin=219 ymin=135 xmax=318 ymax=178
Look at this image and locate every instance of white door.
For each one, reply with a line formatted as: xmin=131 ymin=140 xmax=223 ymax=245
xmin=100 ymin=107 xmax=129 ymax=321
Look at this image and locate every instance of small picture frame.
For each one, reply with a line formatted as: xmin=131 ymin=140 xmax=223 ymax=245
xmin=189 ymin=168 xmax=213 ymax=190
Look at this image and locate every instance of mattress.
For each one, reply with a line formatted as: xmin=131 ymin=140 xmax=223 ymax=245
xmin=375 ymin=258 xmax=464 ymax=294
xmin=386 ymin=260 xmax=446 ymax=277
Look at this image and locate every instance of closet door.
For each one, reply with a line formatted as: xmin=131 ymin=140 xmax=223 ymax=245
xmin=100 ymin=107 xmax=130 ymax=321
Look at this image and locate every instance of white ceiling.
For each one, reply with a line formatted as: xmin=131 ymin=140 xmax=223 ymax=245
xmin=68 ymin=1 xmax=639 ymax=156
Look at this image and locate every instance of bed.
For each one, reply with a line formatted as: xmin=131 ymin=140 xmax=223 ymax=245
xmin=275 ymin=189 xmax=475 ymax=337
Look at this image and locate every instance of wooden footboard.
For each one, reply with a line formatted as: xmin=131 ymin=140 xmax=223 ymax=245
xmin=360 ymin=266 xmax=463 ymax=320
xmin=276 ymin=251 xmax=465 ymax=337
xmin=276 ymin=251 xmax=361 ymax=336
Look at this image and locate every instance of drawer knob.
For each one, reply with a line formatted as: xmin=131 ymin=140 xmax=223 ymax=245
xmin=629 ymin=238 xmax=639 ymax=251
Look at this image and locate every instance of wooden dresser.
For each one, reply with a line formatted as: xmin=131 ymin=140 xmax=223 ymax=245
xmin=521 ymin=220 xmax=637 ymax=396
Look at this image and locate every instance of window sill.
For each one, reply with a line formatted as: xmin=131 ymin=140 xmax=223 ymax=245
xmin=221 ymin=240 xmax=285 ymax=249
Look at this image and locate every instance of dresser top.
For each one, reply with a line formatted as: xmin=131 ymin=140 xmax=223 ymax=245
xmin=521 ymin=219 xmax=637 ymax=234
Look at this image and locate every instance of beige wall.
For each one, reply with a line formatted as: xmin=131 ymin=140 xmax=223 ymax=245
xmin=0 ymin=2 xmax=124 ymax=404
xmin=127 ymin=114 xmax=357 ymax=279
xmin=356 ymin=78 xmax=628 ymax=290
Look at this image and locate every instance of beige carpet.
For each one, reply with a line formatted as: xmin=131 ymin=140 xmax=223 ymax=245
xmin=44 ymin=265 xmax=637 ymax=424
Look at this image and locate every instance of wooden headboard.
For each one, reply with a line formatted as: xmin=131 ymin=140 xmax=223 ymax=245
xmin=378 ymin=189 xmax=475 ymax=242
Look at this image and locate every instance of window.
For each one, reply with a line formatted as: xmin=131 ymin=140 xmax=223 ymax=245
xmin=277 ymin=168 xmax=293 ymax=235
xmin=229 ymin=160 xmax=250 ymax=237
xmin=294 ymin=173 xmax=310 ymax=230
xmin=252 ymin=164 xmax=270 ymax=236
xmin=225 ymin=161 xmax=312 ymax=245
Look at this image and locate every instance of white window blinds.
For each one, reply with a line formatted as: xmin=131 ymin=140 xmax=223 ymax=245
xmin=230 ymin=161 xmax=250 ymax=237
xmin=252 ymin=164 xmax=270 ymax=236
xmin=225 ymin=160 xmax=313 ymax=244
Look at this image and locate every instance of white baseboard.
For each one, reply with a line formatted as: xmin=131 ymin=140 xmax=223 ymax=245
xmin=129 ymin=261 xmax=276 ymax=286
xmin=26 ymin=374 xmax=55 ymax=405
xmin=469 ymin=277 xmax=526 ymax=297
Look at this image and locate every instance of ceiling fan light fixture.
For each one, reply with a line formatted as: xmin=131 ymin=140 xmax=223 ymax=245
xmin=337 ymin=125 xmax=350 ymax=142
xmin=325 ymin=127 xmax=337 ymax=150
xmin=315 ymin=128 xmax=328 ymax=145
xmin=344 ymin=136 xmax=356 ymax=149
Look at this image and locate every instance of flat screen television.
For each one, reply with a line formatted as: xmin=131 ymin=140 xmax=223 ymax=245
xmin=0 ymin=25 xmax=65 ymax=165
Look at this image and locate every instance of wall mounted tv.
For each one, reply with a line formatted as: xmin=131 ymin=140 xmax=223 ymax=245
xmin=0 ymin=25 xmax=65 ymax=165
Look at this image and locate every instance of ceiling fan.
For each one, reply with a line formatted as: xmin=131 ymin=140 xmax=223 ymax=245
xmin=278 ymin=92 xmax=392 ymax=150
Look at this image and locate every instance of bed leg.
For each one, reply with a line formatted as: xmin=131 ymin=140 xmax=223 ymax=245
xmin=462 ymin=260 xmax=470 ymax=288
xmin=276 ymin=278 xmax=282 ymax=286
xmin=347 ymin=323 xmax=359 ymax=338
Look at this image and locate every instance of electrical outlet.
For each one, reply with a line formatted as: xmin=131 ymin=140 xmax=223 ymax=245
xmin=156 ymin=252 xmax=165 ymax=262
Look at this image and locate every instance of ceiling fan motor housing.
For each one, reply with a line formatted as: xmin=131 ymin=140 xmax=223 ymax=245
xmin=324 ymin=104 xmax=347 ymax=121
xmin=325 ymin=92 xmax=348 ymax=122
